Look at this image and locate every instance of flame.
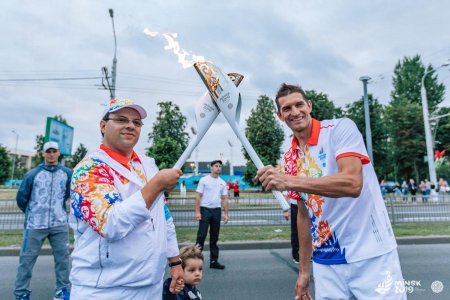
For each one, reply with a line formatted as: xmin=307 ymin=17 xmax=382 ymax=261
xmin=144 ymin=28 xmax=205 ymax=69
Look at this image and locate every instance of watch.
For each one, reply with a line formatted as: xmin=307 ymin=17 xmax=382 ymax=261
xmin=168 ymin=259 xmax=182 ymax=267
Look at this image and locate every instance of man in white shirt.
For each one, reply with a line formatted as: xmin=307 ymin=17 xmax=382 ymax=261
xmin=195 ymin=160 xmax=229 ymax=269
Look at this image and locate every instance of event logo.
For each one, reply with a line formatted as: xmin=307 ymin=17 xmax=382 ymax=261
xmin=431 ymin=281 xmax=444 ymax=293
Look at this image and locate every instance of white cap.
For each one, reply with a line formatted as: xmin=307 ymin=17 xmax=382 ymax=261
xmin=103 ymin=98 xmax=147 ymax=119
xmin=43 ymin=141 xmax=59 ymax=152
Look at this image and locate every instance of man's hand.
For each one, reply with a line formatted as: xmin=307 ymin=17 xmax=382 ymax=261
xmin=195 ymin=211 xmax=202 ymax=221
xmin=169 ymin=264 xmax=184 ymax=294
xmin=223 ymin=213 xmax=229 ymax=224
xmin=295 ymin=272 xmax=313 ymax=300
xmin=255 ymin=165 xmax=288 ymax=191
xmin=154 ymin=169 xmax=183 ymax=192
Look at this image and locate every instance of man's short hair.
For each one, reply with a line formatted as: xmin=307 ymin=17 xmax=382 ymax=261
xmin=179 ymin=244 xmax=204 ymax=268
xmin=275 ymin=83 xmax=308 ymax=112
xmin=210 ymin=160 xmax=223 ymax=167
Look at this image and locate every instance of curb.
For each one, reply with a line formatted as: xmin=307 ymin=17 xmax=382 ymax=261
xmin=1 ymin=236 xmax=449 ymax=256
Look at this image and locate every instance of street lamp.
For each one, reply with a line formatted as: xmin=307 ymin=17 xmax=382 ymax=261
xmin=359 ymin=76 xmax=374 ymax=163
xmin=109 ymin=8 xmax=117 ymax=99
xmin=10 ymin=130 xmax=19 ymax=182
xmin=421 ymin=63 xmax=450 ymax=184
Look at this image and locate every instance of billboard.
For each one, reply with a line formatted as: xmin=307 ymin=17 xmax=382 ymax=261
xmin=45 ymin=117 xmax=74 ymax=156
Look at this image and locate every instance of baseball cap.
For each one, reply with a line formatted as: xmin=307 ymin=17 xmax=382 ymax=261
xmin=43 ymin=141 xmax=59 ymax=152
xmin=103 ymin=98 xmax=147 ymax=119
xmin=210 ymin=160 xmax=223 ymax=167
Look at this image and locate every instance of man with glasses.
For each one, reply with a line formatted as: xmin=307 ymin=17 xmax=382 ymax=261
xmin=14 ymin=141 xmax=72 ymax=300
xmin=70 ymin=99 xmax=184 ymax=299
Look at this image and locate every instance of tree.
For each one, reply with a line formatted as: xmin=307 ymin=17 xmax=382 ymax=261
xmin=147 ymin=102 xmax=189 ymax=169
xmin=67 ymin=143 xmax=88 ymax=168
xmin=344 ymin=95 xmax=390 ymax=178
xmin=385 ymin=97 xmax=425 ymax=181
xmin=391 ymin=55 xmax=445 ymax=111
xmin=306 ymin=90 xmax=343 ymax=120
xmin=389 ymin=55 xmax=446 ymax=182
xmin=243 ymin=95 xmax=284 ymax=186
xmin=0 ymin=144 xmax=12 ymax=184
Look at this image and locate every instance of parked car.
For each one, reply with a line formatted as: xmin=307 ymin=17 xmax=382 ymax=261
xmin=383 ymin=181 xmax=397 ymax=193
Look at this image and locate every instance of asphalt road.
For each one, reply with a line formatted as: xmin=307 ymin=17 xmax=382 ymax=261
xmin=0 ymin=244 xmax=449 ymax=299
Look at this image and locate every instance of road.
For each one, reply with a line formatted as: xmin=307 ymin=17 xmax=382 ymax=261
xmin=0 ymin=244 xmax=448 ymax=299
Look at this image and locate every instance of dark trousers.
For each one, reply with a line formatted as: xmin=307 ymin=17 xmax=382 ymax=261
xmin=196 ymin=207 xmax=221 ymax=262
xmin=290 ymin=204 xmax=299 ymax=261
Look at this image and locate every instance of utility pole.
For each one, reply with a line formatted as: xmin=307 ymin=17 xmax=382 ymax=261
xmin=359 ymin=76 xmax=374 ymax=164
xmin=10 ymin=130 xmax=19 ymax=182
xmin=109 ymin=9 xmax=117 ymax=99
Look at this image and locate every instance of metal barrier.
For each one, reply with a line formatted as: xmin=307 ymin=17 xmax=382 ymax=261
xmin=1 ymin=195 xmax=450 ymax=230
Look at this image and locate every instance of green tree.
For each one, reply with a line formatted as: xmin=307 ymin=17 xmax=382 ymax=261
xmin=147 ymin=102 xmax=189 ymax=169
xmin=391 ymin=55 xmax=445 ymax=110
xmin=243 ymin=95 xmax=284 ymax=186
xmin=306 ymin=90 xmax=343 ymax=120
xmin=67 ymin=143 xmax=88 ymax=168
xmin=344 ymin=95 xmax=390 ymax=178
xmin=385 ymin=98 xmax=425 ymax=181
xmin=0 ymin=144 xmax=12 ymax=184
xmin=389 ymin=55 xmax=447 ymax=182
xmin=433 ymin=107 xmax=450 ymax=154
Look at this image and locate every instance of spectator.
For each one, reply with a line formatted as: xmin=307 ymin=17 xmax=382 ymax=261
xmin=420 ymin=180 xmax=427 ymax=202
xmin=14 ymin=141 xmax=72 ymax=300
xmin=233 ymin=180 xmax=240 ymax=197
xmin=408 ymin=178 xmax=417 ymax=202
xmin=438 ymin=178 xmax=448 ymax=200
xmin=195 ymin=160 xmax=229 ymax=270
xmin=401 ymin=181 xmax=409 ymax=202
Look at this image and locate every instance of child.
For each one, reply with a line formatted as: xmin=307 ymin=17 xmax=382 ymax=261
xmin=163 ymin=245 xmax=203 ymax=300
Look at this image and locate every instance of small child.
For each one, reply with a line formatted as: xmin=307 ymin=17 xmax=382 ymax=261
xmin=163 ymin=245 xmax=204 ymax=300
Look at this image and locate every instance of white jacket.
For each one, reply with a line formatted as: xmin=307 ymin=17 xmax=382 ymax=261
xmin=69 ymin=148 xmax=179 ymax=288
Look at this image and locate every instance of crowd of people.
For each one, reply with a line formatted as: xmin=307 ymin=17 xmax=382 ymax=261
xmin=13 ymin=87 xmax=416 ymax=299
xmin=380 ymin=177 xmax=449 ymax=202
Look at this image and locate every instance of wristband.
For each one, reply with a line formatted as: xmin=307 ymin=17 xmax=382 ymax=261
xmin=168 ymin=259 xmax=182 ymax=268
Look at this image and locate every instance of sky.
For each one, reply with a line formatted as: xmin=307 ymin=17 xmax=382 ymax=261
xmin=1 ymin=1 xmax=450 ymax=166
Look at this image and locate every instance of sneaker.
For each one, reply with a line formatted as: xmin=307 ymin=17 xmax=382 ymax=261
xmin=54 ymin=288 xmax=70 ymax=300
xmin=16 ymin=293 xmax=30 ymax=300
xmin=293 ymin=258 xmax=299 ymax=264
xmin=210 ymin=261 xmax=225 ymax=269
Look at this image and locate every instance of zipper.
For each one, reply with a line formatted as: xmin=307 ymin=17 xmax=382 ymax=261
xmin=151 ymin=217 xmax=155 ymax=231
xmin=95 ymin=238 xmax=104 ymax=288
xmin=48 ymin=170 xmax=54 ymax=227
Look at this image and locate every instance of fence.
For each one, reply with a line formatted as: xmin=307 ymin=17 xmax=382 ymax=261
xmin=1 ymin=195 xmax=450 ymax=230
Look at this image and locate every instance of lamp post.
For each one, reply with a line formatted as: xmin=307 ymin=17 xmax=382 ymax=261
xmin=359 ymin=76 xmax=374 ymax=163
xmin=109 ymin=8 xmax=117 ymax=99
xmin=420 ymin=63 xmax=449 ymax=184
xmin=10 ymin=130 xmax=19 ymax=182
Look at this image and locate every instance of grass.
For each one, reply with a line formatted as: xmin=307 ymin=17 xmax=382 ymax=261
xmin=1 ymin=223 xmax=449 ymax=247
xmin=0 ymin=190 xmax=17 ymax=200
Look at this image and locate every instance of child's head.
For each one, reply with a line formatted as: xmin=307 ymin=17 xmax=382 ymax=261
xmin=180 ymin=244 xmax=204 ymax=286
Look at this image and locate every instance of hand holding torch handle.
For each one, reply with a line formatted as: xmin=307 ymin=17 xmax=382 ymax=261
xmin=194 ymin=62 xmax=290 ymax=212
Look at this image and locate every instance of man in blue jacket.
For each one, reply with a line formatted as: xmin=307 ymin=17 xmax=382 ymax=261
xmin=14 ymin=141 xmax=72 ymax=300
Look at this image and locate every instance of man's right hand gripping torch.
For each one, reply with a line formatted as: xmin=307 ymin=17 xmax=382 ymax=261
xmin=194 ymin=61 xmax=290 ymax=212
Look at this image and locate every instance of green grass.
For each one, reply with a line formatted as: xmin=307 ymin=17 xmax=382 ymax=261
xmin=0 ymin=190 xmax=17 ymax=200
xmin=1 ymin=223 xmax=449 ymax=247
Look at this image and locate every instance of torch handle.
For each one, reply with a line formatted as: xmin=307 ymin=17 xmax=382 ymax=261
xmin=173 ymin=138 xmax=199 ymax=169
xmin=231 ymin=124 xmax=290 ymax=212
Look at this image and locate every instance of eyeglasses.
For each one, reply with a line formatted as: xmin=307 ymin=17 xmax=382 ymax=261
xmin=105 ymin=117 xmax=144 ymax=127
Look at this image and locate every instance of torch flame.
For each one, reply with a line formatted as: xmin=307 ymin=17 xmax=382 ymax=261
xmin=144 ymin=28 xmax=205 ymax=69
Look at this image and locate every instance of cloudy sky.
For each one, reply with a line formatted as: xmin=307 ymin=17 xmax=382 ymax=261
xmin=1 ymin=1 xmax=450 ymax=166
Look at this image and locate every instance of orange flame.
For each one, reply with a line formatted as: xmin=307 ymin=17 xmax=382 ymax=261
xmin=143 ymin=28 xmax=205 ymax=68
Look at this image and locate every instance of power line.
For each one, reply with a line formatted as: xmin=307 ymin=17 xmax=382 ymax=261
xmin=0 ymin=76 xmax=101 ymax=82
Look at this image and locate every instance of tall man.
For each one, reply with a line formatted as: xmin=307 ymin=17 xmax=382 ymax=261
xmin=70 ymin=98 xmax=184 ymax=299
xmin=257 ymin=84 xmax=406 ymax=300
xmin=195 ymin=160 xmax=229 ymax=269
xmin=15 ymin=141 xmax=72 ymax=300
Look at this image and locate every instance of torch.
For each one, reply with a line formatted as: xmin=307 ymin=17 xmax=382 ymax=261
xmin=172 ymin=72 xmax=244 ymax=169
xmin=193 ymin=62 xmax=290 ymax=212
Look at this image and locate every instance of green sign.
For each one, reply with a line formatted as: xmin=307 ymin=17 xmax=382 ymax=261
xmin=45 ymin=117 xmax=74 ymax=155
